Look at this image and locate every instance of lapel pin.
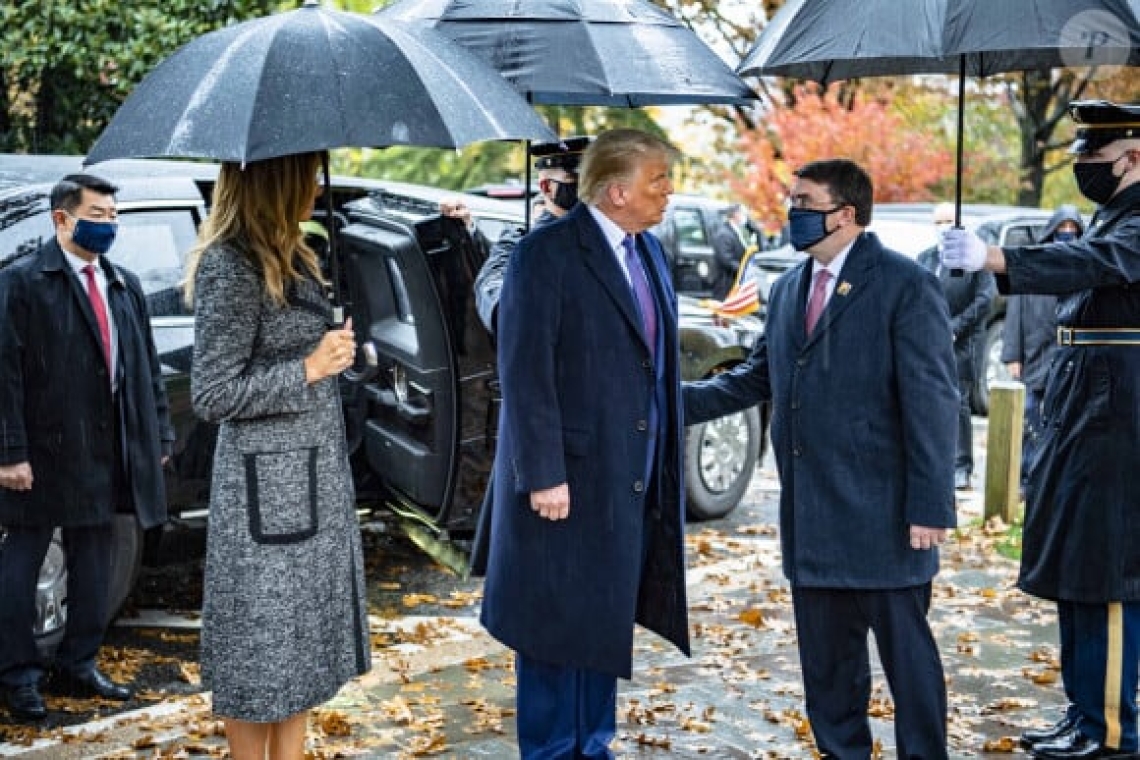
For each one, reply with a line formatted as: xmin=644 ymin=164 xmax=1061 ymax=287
xmin=837 ymin=281 xmax=852 ymax=296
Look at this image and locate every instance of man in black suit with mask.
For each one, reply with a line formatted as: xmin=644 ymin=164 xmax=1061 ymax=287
xmin=0 ymin=173 xmax=173 ymax=721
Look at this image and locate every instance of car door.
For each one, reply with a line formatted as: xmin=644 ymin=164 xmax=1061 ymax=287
xmin=338 ymin=201 xmax=496 ymax=533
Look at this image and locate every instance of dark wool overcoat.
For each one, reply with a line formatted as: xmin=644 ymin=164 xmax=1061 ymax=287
xmin=480 ymin=203 xmax=689 ymax=680
xmin=0 ymin=239 xmax=173 ymax=529
xmin=1003 ymin=183 xmax=1140 ymax=603
xmin=686 ymin=233 xmax=959 ymax=588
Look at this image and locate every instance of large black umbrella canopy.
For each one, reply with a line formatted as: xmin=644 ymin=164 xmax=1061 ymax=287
xmin=739 ymin=0 xmax=1140 ymax=225
xmin=86 ymin=1 xmax=555 ymax=165
xmin=378 ymin=0 xmax=757 ymax=107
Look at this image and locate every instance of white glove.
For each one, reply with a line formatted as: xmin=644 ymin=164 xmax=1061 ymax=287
xmin=940 ymin=228 xmax=987 ymax=272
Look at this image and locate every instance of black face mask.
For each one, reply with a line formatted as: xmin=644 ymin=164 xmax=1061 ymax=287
xmin=1073 ymin=158 xmax=1124 ymax=205
xmin=550 ymin=179 xmax=579 ymax=211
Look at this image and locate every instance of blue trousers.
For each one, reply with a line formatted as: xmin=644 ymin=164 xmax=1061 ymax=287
xmin=792 ymin=584 xmax=948 ymax=760
xmin=515 ymin=653 xmax=616 ymax=760
xmin=1061 ymin=600 xmax=1140 ymax=751
xmin=0 ymin=524 xmax=114 ymax=685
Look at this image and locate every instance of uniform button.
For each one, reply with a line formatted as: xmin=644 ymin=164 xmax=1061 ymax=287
xmin=793 ymin=447 xmax=802 ymax=457
xmin=633 ymin=480 xmax=644 ymax=493
xmin=796 ymin=358 xmax=807 ymax=367
xmin=791 ymin=400 xmax=800 ymax=410
xmin=636 ymin=420 xmax=648 ymax=431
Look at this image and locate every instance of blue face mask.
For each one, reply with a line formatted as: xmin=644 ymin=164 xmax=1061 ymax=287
xmin=787 ymin=206 xmax=842 ymax=251
xmin=1053 ymin=230 xmax=1077 ymax=243
xmin=67 ymin=213 xmax=118 ymax=255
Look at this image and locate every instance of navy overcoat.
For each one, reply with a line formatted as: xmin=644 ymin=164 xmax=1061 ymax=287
xmin=0 ymin=239 xmax=174 ymax=529
xmin=685 ymin=232 xmax=958 ymax=588
xmin=480 ymin=203 xmax=689 ymax=679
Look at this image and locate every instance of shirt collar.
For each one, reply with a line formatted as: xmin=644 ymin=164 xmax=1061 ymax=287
xmin=811 ymin=238 xmax=855 ymax=280
xmin=586 ymin=204 xmax=629 ymax=252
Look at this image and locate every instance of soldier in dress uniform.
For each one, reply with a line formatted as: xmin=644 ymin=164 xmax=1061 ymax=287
xmin=944 ymin=99 xmax=1140 ymax=760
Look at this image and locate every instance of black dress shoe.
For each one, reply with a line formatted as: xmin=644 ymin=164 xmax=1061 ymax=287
xmin=48 ymin=668 xmax=132 ymax=701
xmin=1033 ymin=729 xmax=1139 ymax=759
xmin=3 ymin=682 xmax=47 ymax=721
xmin=1021 ymin=712 xmax=1079 ymax=749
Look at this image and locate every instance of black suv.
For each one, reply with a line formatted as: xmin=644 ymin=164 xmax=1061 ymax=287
xmin=0 ymin=154 xmax=769 ymax=649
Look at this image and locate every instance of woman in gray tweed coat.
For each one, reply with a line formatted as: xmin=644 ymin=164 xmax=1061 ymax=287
xmin=184 ymin=152 xmax=370 ymax=759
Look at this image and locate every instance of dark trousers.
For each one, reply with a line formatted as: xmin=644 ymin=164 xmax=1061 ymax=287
xmin=515 ymin=653 xmax=616 ymax=760
xmin=792 ymin=584 xmax=948 ymax=760
xmin=1061 ymin=600 xmax=1140 ymax=751
xmin=955 ymin=378 xmax=973 ymax=475
xmin=0 ymin=524 xmax=114 ymax=686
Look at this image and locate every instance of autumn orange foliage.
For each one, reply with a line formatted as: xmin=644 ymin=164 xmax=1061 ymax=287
xmin=731 ymin=84 xmax=956 ymax=232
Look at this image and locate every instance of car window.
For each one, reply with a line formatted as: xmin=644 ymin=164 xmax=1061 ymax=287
xmin=1000 ymin=222 xmax=1044 ymax=247
xmin=672 ymin=207 xmax=707 ymax=247
xmin=0 ymin=192 xmax=52 ymax=266
xmin=108 ymin=209 xmax=200 ymax=316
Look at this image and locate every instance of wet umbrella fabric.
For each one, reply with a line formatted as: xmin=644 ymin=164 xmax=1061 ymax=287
xmin=740 ymin=0 xmax=1140 ymax=83
xmin=379 ymin=0 xmax=756 ymax=106
xmin=85 ymin=4 xmax=555 ymax=165
xmin=738 ymin=0 xmax=1140 ymax=224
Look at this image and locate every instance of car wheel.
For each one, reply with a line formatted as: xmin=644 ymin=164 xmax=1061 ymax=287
xmin=7 ymin=515 xmax=144 ymax=659
xmin=973 ymin=320 xmax=1011 ymax=416
xmin=684 ymin=406 xmax=761 ymax=521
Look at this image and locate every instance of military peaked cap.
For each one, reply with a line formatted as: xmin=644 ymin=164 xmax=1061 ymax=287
xmin=531 ymin=136 xmax=592 ymax=172
xmin=1068 ymin=100 xmax=1140 ymax=155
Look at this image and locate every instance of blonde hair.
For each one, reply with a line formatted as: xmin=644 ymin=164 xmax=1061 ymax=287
xmin=578 ymin=129 xmax=679 ymax=205
xmin=184 ymin=152 xmax=324 ymax=306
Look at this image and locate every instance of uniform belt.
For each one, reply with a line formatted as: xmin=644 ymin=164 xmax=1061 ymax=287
xmin=1056 ymin=327 xmax=1140 ymax=346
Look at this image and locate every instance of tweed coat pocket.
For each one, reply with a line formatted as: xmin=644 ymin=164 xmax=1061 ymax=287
xmin=242 ymin=447 xmax=319 ymax=544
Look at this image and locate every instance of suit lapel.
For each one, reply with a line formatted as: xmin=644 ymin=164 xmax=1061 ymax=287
xmin=804 ymin=233 xmax=875 ymax=347
xmin=573 ymin=206 xmax=653 ymax=352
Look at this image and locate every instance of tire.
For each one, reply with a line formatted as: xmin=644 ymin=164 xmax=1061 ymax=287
xmin=15 ymin=514 xmax=144 ymax=659
xmin=684 ymin=405 xmax=761 ymax=521
xmin=973 ymin=320 xmax=1012 ymax=416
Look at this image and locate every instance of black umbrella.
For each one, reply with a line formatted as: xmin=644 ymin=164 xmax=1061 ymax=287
xmin=738 ymin=0 xmax=1140 ymax=226
xmin=86 ymin=1 xmax=554 ymax=313
xmin=379 ymin=0 xmax=758 ymax=225
xmin=86 ymin=2 xmax=554 ymax=165
xmin=379 ymin=0 xmax=757 ymax=107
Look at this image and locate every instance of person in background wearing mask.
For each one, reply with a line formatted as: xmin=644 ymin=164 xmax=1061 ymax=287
xmin=944 ymin=100 xmax=1140 ymax=760
xmin=710 ymin=203 xmax=750 ymax=299
xmin=466 ymin=136 xmax=591 ymax=336
xmin=1001 ymin=206 xmax=1084 ymax=498
xmin=0 ymin=174 xmax=174 ymax=721
xmin=917 ymin=202 xmax=997 ymax=491
xmin=685 ymin=159 xmax=958 ymax=758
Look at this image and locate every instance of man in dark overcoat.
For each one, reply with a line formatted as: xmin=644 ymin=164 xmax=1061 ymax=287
xmin=945 ymin=100 xmax=1140 ymax=760
xmin=916 ymin=202 xmax=997 ymax=490
xmin=710 ymin=203 xmax=749 ymax=299
xmin=0 ymin=174 xmax=173 ymax=721
xmin=480 ymin=129 xmax=689 ymax=758
xmin=685 ymin=159 xmax=958 ymax=758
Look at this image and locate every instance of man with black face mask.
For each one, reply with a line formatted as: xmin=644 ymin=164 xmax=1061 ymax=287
xmin=471 ymin=136 xmax=590 ymax=336
xmin=944 ymin=100 xmax=1140 ymax=760
xmin=0 ymin=173 xmax=173 ymax=721
xmin=684 ymin=158 xmax=959 ymax=758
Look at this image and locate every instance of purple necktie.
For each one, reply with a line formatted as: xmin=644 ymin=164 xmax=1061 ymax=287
xmin=805 ymin=269 xmax=832 ymax=336
xmin=622 ymin=235 xmax=657 ymax=356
